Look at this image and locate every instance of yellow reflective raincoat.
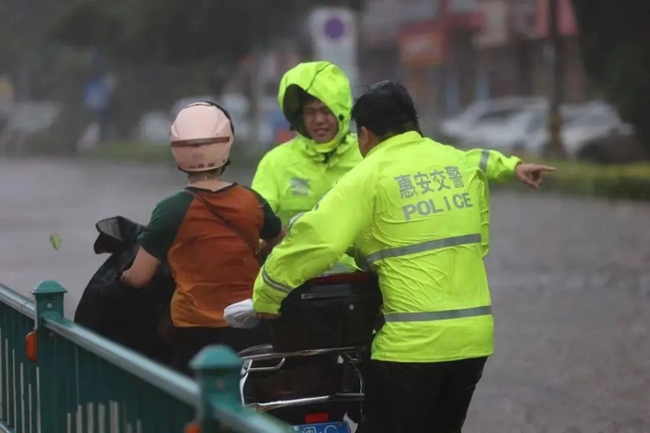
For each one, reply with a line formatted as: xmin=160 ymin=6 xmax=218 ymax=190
xmin=251 ymin=61 xmax=522 ymax=230
xmin=253 ymin=131 xmax=493 ymax=363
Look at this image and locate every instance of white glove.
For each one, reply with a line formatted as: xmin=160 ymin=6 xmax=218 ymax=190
xmin=224 ymin=299 xmax=260 ymax=329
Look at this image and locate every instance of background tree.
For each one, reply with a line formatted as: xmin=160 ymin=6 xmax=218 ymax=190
xmin=48 ymin=0 xmax=362 ymax=140
xmin=49 ymin=0 xmax=362 ymax=68
xmin=572 ymin=0 xmax=650 ymax=156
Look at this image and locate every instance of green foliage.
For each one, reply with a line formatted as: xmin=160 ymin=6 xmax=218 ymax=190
xmin=492 ymin=158 xmax=650 ymax=201
xmin=571 ymin=0 xmax=650 ymax=153
xmin=49 ymin=0 xmax=362 ymax=65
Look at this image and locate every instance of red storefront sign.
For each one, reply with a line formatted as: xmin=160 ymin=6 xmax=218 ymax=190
xmin=399 ymin=23 xmax=449 ymax=67
xmin=398 ymin=0 xmax=486 ymax=67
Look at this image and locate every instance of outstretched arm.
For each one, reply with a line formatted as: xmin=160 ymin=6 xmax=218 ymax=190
xmin=449 ymin=146 xmax=556 ymax=189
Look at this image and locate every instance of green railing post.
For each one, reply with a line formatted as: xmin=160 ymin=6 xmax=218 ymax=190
xmin=190 ymin=345 xmax=244 ymax=431
xmin=32 ymin=280 xmax=68 ymax=433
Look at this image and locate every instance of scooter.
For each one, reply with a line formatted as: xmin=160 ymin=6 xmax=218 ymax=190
xmin=79 ymin=217 xmax=382 ymax=431
xmin=238 ymin=271 xmax=382 ymax=432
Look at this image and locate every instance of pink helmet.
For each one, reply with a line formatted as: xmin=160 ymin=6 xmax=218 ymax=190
xmin=170 ymin=102 xmax=235 ymax=172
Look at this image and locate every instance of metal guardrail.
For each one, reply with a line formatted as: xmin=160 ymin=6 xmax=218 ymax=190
xmin=0 ymin=280 xmax=289 ymax=433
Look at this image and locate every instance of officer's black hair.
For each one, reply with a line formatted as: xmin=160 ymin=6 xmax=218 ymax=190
xmin=351 ymin=81 xmax=421 ymax=140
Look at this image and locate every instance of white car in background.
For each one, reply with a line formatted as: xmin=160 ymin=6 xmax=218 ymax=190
xmin=458 ymin=104 xmax=582 ymax=153
xmin=0 ymin=101 xmax=62 ymax=154
xmin=526 ymin=103 xmax=634 ymax=158
xmin=439 ymin=96 xmax=546 ymax=142
xmin=457 ymin=99 xmax=635 ymax=159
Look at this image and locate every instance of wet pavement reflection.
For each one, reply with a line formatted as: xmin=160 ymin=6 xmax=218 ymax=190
xmin=1 ymin=158 xmax=648 ymax=431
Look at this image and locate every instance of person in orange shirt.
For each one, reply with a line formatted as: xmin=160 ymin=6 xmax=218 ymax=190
xmin=121 ymin=102 xmax=284 ymax=375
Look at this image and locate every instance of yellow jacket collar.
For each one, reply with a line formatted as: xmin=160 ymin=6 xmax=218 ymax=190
xmin=365 ymin=131 xmax=423 ymax=158
xmin=298 ymin=133 xmax=356 ymax=162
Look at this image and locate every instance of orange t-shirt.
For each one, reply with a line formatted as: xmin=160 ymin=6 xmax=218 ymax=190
xmin=138 ymin=184 xmax=281 ymax=327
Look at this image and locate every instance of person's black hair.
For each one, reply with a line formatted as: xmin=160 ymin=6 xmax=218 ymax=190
xmin=351 ymin=81 xmax=421 ymax=139
xmin=281 ymin=86 xmax=321 ymax=137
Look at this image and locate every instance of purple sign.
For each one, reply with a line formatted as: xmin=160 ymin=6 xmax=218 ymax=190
xmin=324 ymin=17 xmax=345 ymax=40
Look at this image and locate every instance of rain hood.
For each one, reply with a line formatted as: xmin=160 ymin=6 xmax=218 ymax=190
xmin=278 ymin=61 xmax=352 ymax=153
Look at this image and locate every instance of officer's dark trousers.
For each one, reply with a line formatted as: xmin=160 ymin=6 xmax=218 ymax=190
xmin=362 ymin=356 xmax=488 ymax=433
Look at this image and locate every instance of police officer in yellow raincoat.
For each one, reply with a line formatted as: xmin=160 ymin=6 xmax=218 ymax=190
xmin=253 ymin=81 xmax=503 ymax=432
xmin=251 ymin=61 xmax=554 ymax=236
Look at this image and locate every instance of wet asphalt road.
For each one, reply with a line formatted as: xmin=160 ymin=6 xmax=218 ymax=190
xmin=1 ymin=158 xmax=649 ymax=432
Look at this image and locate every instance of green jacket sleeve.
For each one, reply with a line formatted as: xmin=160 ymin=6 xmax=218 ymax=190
xmin=253 ymin=166 xmax=375 ymax=314
xmin=251 ymin=154 xmax=280 ymax=213
xmin=137 ymin=192 xmax=193 ymax=261
xmin=443 ymin=145 xmax=522 ymax=182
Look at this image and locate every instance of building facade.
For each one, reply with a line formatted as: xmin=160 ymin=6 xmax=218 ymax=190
xmin=360 ymin=0 xmax=591 ymax=131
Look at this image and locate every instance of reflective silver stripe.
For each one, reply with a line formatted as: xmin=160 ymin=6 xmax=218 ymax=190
xmin=262 ymin=268 xmax=291 ymax=294
xmin=384 ymin=305 xmax=492 ymax=323
xmin=366 ymin=233 xmax=481 ymax=265
xmin=479 ymin=149 xmax=490 ymax=172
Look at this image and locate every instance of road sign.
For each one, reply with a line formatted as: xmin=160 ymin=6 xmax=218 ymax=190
xmin=308 ymin=7 xmax=359 ymax=90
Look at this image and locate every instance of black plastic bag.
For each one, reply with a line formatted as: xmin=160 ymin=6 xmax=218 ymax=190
xmin=74 ymin=216 xmax=176 ymax=365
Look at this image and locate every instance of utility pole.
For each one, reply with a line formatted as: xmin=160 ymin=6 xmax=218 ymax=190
xmin=545 ymin=0 xmax=566 ymax=158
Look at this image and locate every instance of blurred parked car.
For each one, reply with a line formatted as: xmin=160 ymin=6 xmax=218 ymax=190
xmin=459 ymin=104 xmax=583 ymax=153
xmin=527 ymin=104 xmax=634 ymax=159
xmin=439 ymin=96 xmax=546 ymax=143
xmin=0 ymin=101 xmax=62 ymax=155
xmin=457 ymin=98 xmax=636 ymax=161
